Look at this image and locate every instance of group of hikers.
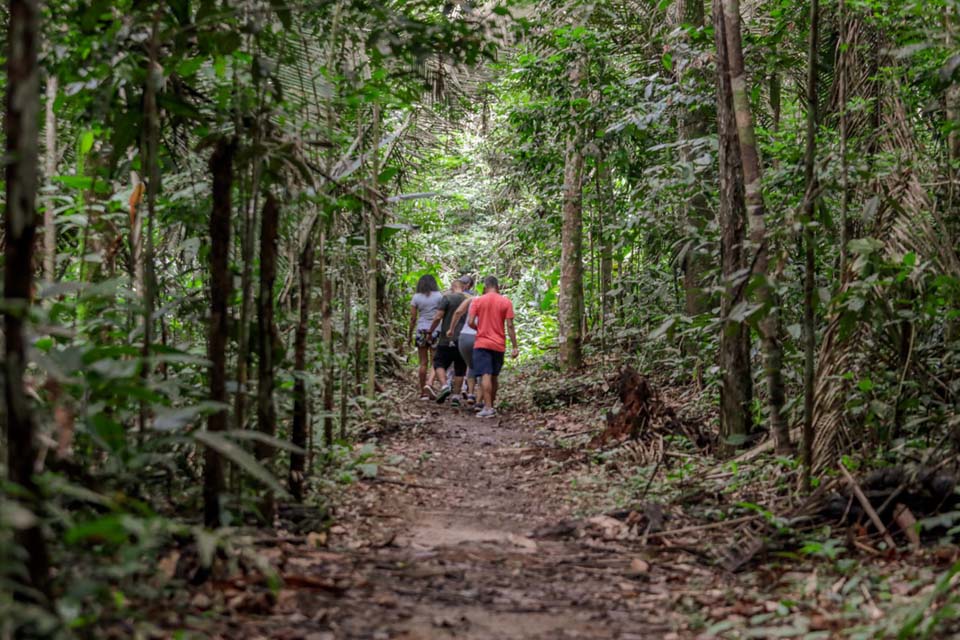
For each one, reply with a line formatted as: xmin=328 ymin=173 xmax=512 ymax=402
xmin=408 ymin=273 xmax=519 ymax=419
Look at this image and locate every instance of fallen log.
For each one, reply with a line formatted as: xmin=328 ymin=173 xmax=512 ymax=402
xmin=840 ymin=464 xmax=897 ymax=549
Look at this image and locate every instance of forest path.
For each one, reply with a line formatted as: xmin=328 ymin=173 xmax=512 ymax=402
xmin=220 ymin=388 xmax=707 ymax=640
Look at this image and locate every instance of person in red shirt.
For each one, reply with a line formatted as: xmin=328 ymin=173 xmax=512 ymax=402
xmin=467 ymin=276 xmax=519 ymax=418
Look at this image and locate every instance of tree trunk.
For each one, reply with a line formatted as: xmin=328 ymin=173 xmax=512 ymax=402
xmin=946 ymin=3 xmax=960 ymax=225
xmin=290 ymin=230 xmax=313 ymax=502
xmin=43 ymin=74 xmax=56 ymax=282
xmin=598 ymin=158 xmax=613 ymax=358
xmin=560 ymin=59 xmax=585 ymax=370
xmin=233 ymin=122 xmax=262 ymax=437
xmin=713 ymin=0 xmax=754 ymax=448
xmin=256 ymin=193 xmax=280 ymax=522
xmin=139 ymin=22 xmax=160 ymax=439
xmin=720 ymin=0 xmax=793 ymax=455
xmin=366 ymin=104 xmax=381 ymax=402
xmin=800 ymin=0 xmax=821 ymax=489
xmin=339 ymin=273 xmax=352 ymax=439
xmin=677 ymin=0 xmax=711 ymax=321
xmin=321 ymin=229 xmax=335 ymax=445
xmin=838 ymin=0 xmax=850 ymax=279
xmin=4 ymin=0 xmax=50 ymax=600
xmin=204 ymin=138 xmax=236 ymax=527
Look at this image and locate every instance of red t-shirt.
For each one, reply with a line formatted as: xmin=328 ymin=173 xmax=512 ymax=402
xmin=470 ymin=292 xmax=515 ymax=352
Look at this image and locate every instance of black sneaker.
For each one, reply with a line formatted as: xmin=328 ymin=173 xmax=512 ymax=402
xmin=473 ymin=402 xmax=485 ymax=412
xmin=436 ymin=386 xmax=451 ymax=404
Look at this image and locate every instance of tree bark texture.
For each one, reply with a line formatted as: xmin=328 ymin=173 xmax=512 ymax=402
xmin=597 ymin=159 xmax=613 ymax=356
xmin=720 ymin=0 xmax=793 ymax=455
xmin=139 ymin=23 xmax=161 ymax=440
xmin=204 ymin=138 xmax=236 ymax=527
xmin=256 ymin=192 xmax=280 ymax=520
xmin=340 ymin=273 xmax=352 ymax=439
xmin=234 ymin=123 xmax=262 ymax=438
xmin=677 ymin=0 xmax=712 ymax=320
xmin=559 ymin=58 xmax=586 ymax=370
xmin=801 ymin=0 xmax=821 ymax=488
xmin=713 ymin=0 xmax=754 ymax=447
xmin=43 ymin=74 xmax=57 ymax=282
xmin=322 ymin=236 xmax=335 ymax=446
xmin=290 ymin=231 xmax=313 ymax=502
xmin=4 ymin=0 xmax=51 ymax=599
xmin=366 ymin=104 xmax=381 ymax=402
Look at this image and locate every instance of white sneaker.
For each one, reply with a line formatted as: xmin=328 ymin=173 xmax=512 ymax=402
xmin=477 ymin=407 xmax=497 ymax=419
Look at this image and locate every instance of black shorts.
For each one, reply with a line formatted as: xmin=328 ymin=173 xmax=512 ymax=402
xmin=434 ymin=344 xmax=466 ymax=377
xmin=472 ymin=348 xmax=505 ymax=377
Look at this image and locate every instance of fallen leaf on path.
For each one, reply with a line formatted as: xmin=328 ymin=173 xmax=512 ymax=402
xmin=628 ymin=557 xmax=650 ymax=575
xmin=586 ymin=515 xmax=629 ymax=540
xmin=307 ymin=531 xmax=327 ymax=547
xmin=282 ymin=574 xmax=350 ymax=594
xmin=506 ymin=533 xmax=539 ymax=552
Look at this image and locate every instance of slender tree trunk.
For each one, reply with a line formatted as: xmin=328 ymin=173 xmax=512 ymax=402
xmin=598 ymin=158 xmax=613 ymax=359
xmin=800 ymin=0 xmax=821 ymax=489
xmin=560 ymin=59 xmax=586 ymax=370
xmin=721 ymin=0 xmax=793 ymax=454
xmin=139 ymin=22 xmax=160 ymax=439
xmin=256 ymin=193 xmax=280 ymax=521
xmin=838 ymin=0 xmax=850 ymax=279
xmin=204 ymin=138 xmax=236 ymax=527
xmin=290 ymin=231 xmax=313 ymax=501
xmin=340 ymin=273 xmax=352 ymax=439
xmin=714 ymin=0 xmax=754 ymax=448
xmin=366 ymin=104 xmax=381 ymax=402
xmin=677 ymin=0 xmax=711 ymax=321
xmin=43 ymin=74 xmax=57 ymax=282
xmin=234 ymin=121 xmax=262 ymax=436
xmin=4 ymin=0 xmax=50 ymax=600
xmin=769 ymin=73 xmax=781 ymax=133
xmin=321 ymin=227 xmax=335 ymax=445
xmin=945 ymin=3 xmax=960 ymax=224
xmin=130 ymin=171 xmax=144 ymax=296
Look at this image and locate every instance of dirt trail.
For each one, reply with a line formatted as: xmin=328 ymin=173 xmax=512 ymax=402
xmin=221 ymin=399 xmax=705 ymax=640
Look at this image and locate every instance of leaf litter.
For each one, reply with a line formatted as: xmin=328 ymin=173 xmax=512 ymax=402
xmin=146 ymin=363 xmax=960 ymax=639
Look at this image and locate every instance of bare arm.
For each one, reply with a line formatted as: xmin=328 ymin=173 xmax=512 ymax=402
xmin=448 ymin=296 xmax=472 ymax=336
xmin=428 ymin=308 xmax=446 ymax=335
xmin=507 ymin=318 xmax=519 ymax=358
xmin=408 ymin=305 xmax=418 ymax=342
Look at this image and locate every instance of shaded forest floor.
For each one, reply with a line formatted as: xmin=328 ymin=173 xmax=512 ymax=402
xmin=162 ymin=363 xmax=959 ymax=639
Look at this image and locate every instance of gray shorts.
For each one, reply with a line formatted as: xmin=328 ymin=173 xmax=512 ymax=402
xmin=458 ymin=333 xmax=476 ymax=370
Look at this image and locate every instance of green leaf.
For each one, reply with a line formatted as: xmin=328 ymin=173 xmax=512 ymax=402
xmin=79 ymin=130 xmax=95 ymax=155
xmin=66 ymin=514 xmax=130 ymax=546
xmin=153 ymin=402 xmax=229 ymax=431
xmin=357 ymin=463 xmax=378 ymax=479
xmin=378 ymin=167 xmax=399 ymax=184
xmin=89 ymin=414 xmax=126 ymax=452
xmin=194 ymin=431 xmax=289 ymax=497
xmin=54 ymin=175 xmax=94 ymax=191
xmin=222 ymin=430 xmax=305 ymax=454
xmin=176 ymin=57 xmax=205 ymax=78
xmin=648 ymin=316 xmax=675 ymax=341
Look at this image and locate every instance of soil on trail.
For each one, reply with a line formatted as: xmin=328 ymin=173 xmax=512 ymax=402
xmin=214 ymin=395 xmax=713 ymax=640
